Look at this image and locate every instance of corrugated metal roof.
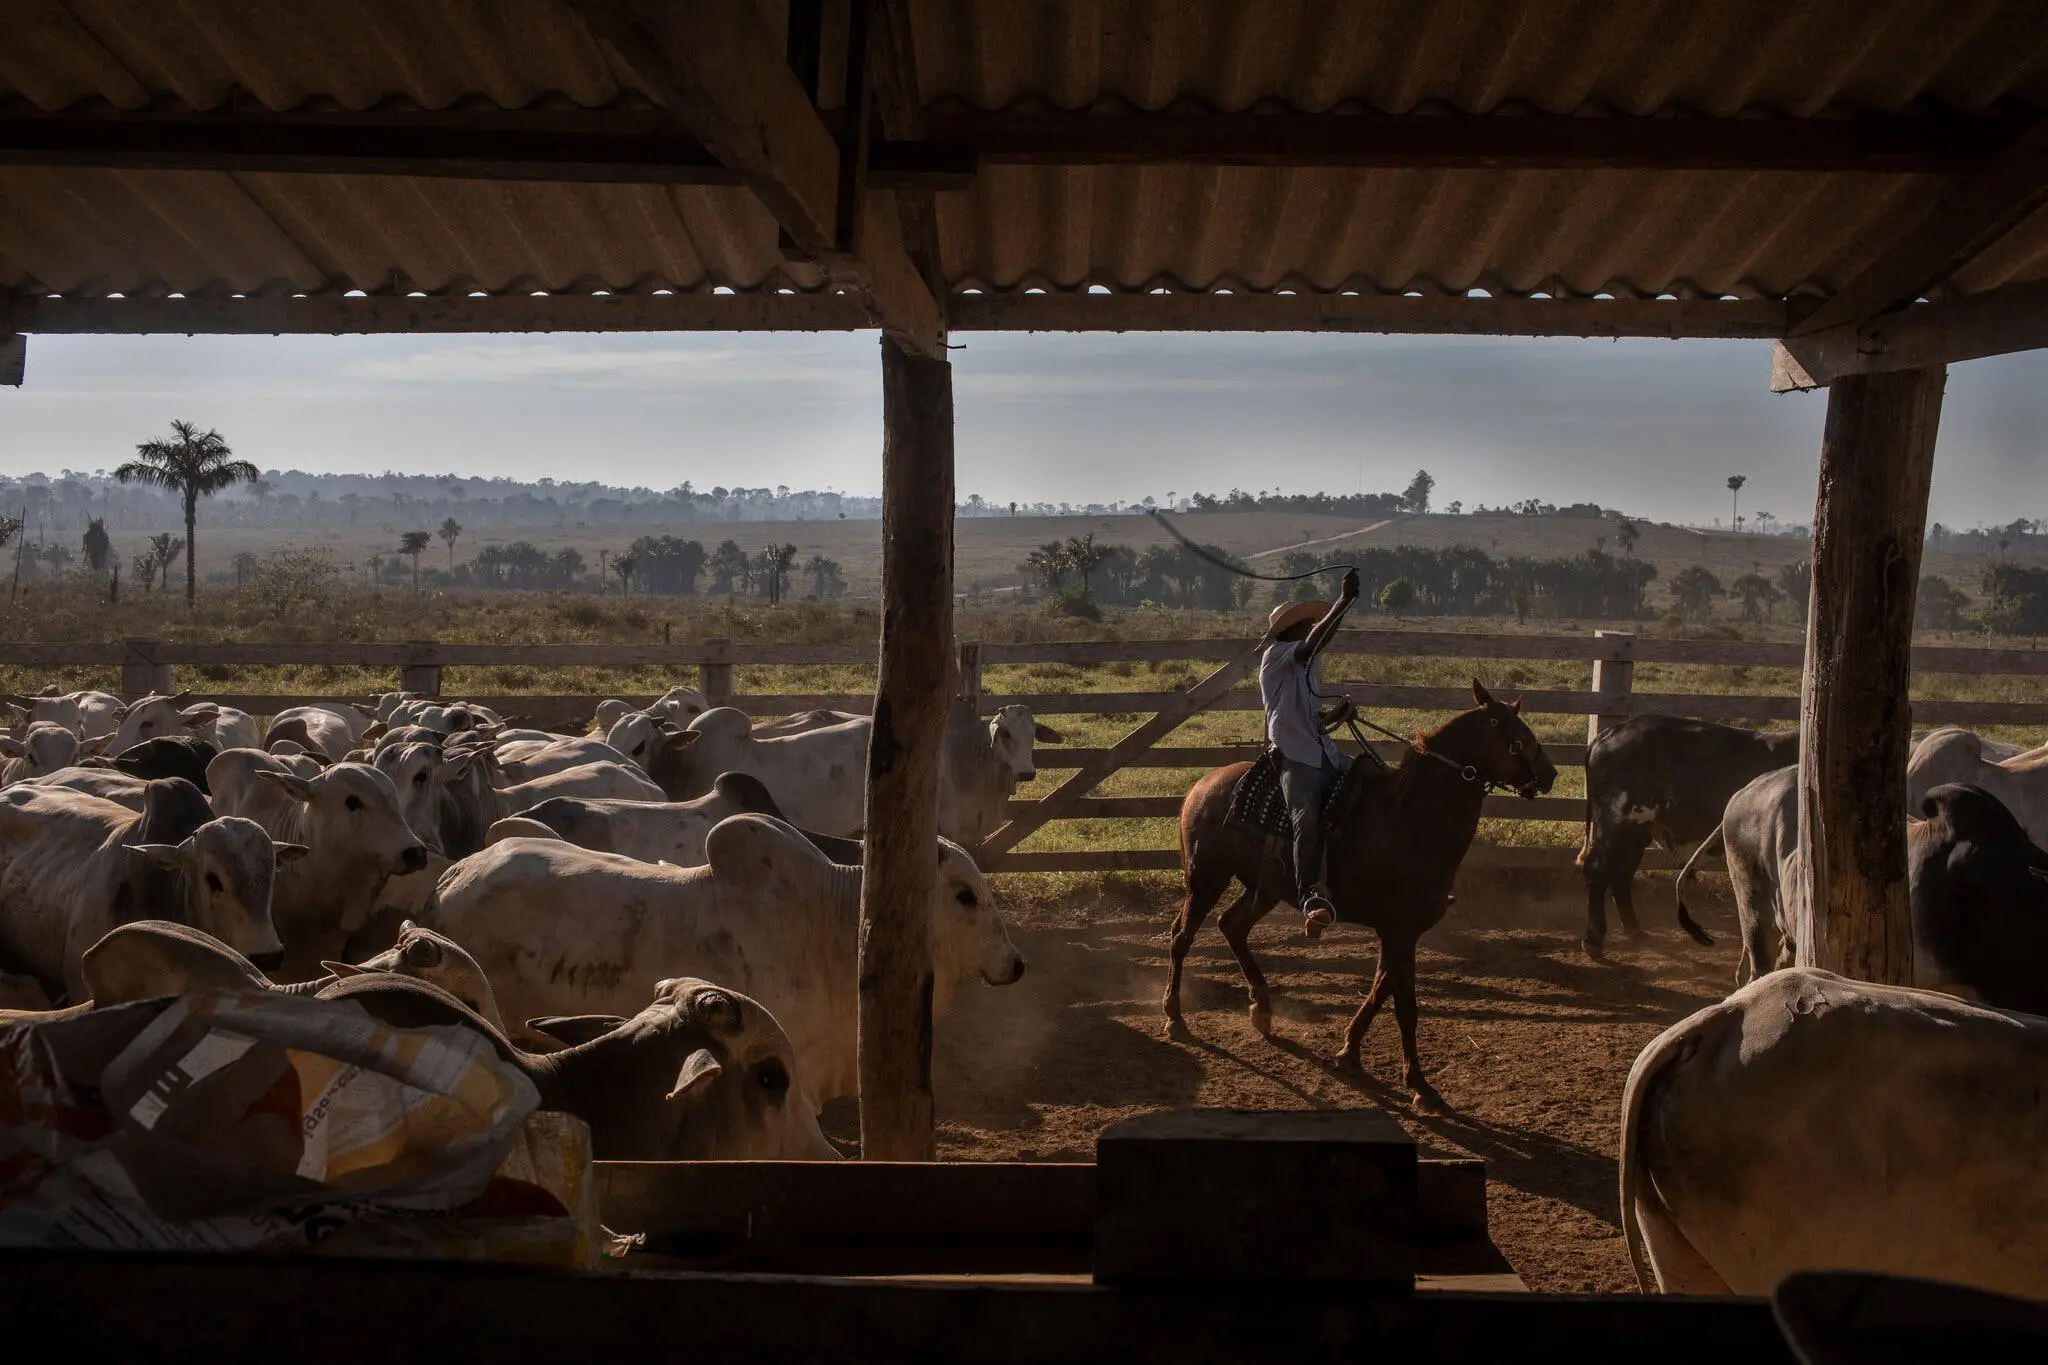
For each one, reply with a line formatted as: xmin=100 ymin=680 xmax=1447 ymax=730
xmin=1 ymin=0 xmax=2045 ymax=305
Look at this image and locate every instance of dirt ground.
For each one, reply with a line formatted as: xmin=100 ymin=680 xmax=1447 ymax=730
xmin=928 ymin=873 xmax=1739 ymax=1294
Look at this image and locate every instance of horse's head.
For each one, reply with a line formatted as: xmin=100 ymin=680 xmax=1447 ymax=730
xmin=1445 ymin=680 xmax=1556 ymax=800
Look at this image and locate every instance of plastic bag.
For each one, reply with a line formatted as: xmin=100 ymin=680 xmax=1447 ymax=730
xmin=0 ymin=989 xmax=596 ymax=1264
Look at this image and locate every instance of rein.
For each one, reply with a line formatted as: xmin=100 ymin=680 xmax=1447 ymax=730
xmin=1342 ymin=713 xmax=1526 ymax=797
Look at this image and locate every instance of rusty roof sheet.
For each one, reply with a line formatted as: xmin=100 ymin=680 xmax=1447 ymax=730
xmin=1 ymin=0 xmax=2045 ymax=304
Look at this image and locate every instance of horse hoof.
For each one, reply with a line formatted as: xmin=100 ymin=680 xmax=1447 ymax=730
xmin=1249 ymin=1003 xmax=1272 ymax=1036
xmin=1622 ymin=924 xmax=1648 ymax=942
xmin=1411 ymin=1085 xmax=1446 ymax=1114
xmin=1163 ymin=1013 xmax=1192 ymax=1042
xmin=1331 ymin=1050 xmax=1361 ymax=1073
xmin=1582 ymin=936 xmax=1606 ymax=961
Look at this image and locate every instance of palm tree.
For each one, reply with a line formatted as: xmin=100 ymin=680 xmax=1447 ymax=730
xmin=1726 ymin=474 xmax=1747 ymax=532
xmin=399 ymin=529 xmax=432 ymax=594
xmin=115 ymin=420 xmax=259 ymax=605
xmin=614 ymin=553 xmax=638 ymax=596
xmin=438 ymin=516 xmax=463 ymax=569
xmin=145 ymin=533 xmax=184 ymax=593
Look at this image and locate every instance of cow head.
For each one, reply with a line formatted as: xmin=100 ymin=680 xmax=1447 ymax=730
xmin=606 ymin=710 xmax=700 ymax=773
xmin=107 ymin=692 xmax=205 ymax=757
xmin=326 ymin=919 xmax=505 ymax=1030
xmin=3 ymin=693 xmax=84 ymax=737
xmin=527 ymin=978 xmax=838 ymax=1161
xmin=130 ymin=815 xmax=297 ymax=970
xmin=253 ymin=761 xmax=430 ymax=879
xmin=929 ymin=837 xmax=1025 ymax=1013
xmin=371 ymin=740 xmax=450 ymax=848
xmin=0 ymin=721 xmax=90 ymax=778
xmin=652 ymin=686 xmax=710 ymax=728
xmin=985 ymin=704 xmax=1062 ymax=787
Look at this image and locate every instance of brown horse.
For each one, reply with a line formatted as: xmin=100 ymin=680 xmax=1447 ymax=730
xmin=1163 ymin=681 xmax=1557 ymax=1109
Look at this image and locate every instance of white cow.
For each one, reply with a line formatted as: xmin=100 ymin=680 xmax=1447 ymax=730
xmin=492 ymin=734 xmax=639 ymax=782
xmin=0 ymin=722 xmax=100 ymax=785
xmin=1906 ymin=727 xmax=2048 ymax=843
xmin=373 ymin=740 xmax=663 ymax=853
xmin=105 ymin=691 xmax=223 ymax=755
xmin=265 ymin=703 xmax=378 ymax=759
xmin=207 ymin=750 xmax=431 ymax=980
xmin=4 ymin=689 xmax=122 ymax=739
xmin=1621 ymin=967 xmax=2048 ymax=1300
xmin=483 ymin=771 xmax=783 ymax=864
xmin=662 ymin=702 xmax=1060 ymax=844
xmin=426 ymin=814 xmax=1026 ymax=1105
xmin=0 ymin=784 xmax=295 ymax=1000
xmin=79 ymin=917 xmax=504 ymax=1030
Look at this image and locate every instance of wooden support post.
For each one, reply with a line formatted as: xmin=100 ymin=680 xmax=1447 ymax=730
xmin=399 ymin=641 xmax=441 ymax=698
xmin=956 ymin=642 xmax=982 ymax=711
xmin=1796 ymin=367 xmax=1945 ymax=985
xmin=1586 ymin=630 xmax=1635 ymax=744
xmin=119 ymin=637 xmax=171 ymax=698
xmin=699 ymin=638 xmax=733 ymax=705
xmin=859 ymin=335 xmax=954 ymax=1161
xmin=0 ymin=332 xmax=22 ymax=386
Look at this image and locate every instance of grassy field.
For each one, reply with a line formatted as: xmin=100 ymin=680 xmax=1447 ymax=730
xmin=56 ymin=506 xmax=2017 ymax=607
xmin=3 ymin=584 xmax=2043 ymax=863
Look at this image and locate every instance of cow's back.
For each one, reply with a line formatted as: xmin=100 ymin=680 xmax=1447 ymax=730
xmin=0 ymin=787 xmax=134 ymax=988
xmin=1588 ymin=716 xmax=1795 ymax=843
xmin=1625 ymin=968 xmax=2048 ymax=1298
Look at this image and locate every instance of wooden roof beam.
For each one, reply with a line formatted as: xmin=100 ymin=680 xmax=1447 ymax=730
xmin=1772 ymin=278 xmax=2048 ymax=390
xmin=1791 ymin=120 xmax=2048 ymax=337
xmin=0 ymin=107 xmax=975 ymax=190
xmin=1 ymin=290 xmax=1790 ymax=339
xmin=926 ymin=108 xmax=2028 ymax=174
xmin=568 ymin=0 xmax=942 ymax=356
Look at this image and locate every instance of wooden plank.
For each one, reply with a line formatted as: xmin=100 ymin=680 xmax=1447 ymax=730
xmin=0 ymin=1251 xmax=1802 ymax=1364
xmin=1798 ymin=368 xmax=1944 ymax=985
xmin=1772 ymin=279 xmax=2048 ymax=391
xmin=998 ymin=795 xmax=1583 ymax=822
xmin=859 ymin=337 xmax=953 ymax=1161
xmin=0 ymin=105 xmax=964 ymax=190
xmin=1 ymin=291 xmax=874 ymax=336
xmin=925 ymin=108 xmax=2018 ymax=174
xmin=974 ymin=645 xmax=1265 ymax=867
xmin=1035 ymin=743 xmax=1594 ymax=769
xmin=1791 ymin=120 xmax=2048 ymax=338
xmin=599 ymin=1159 xmax=1093 ymax=1273
xmin=986 ymin=843 xmax=1676 ymax=874
xmin=946 ymin=292 xmax=1789 ymax=340
xmin=0 ymin=642 xmax=127 ymax=667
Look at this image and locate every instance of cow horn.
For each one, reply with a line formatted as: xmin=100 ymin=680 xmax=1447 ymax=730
xmin=524 ymin=1014 xmax=627 ymax=1047
xmin=399 ymin=933 xmax=443 ymax=968
xmin=665 ymin=1047 xmax=724 ymax=1102
xmin=320 ymin=961 xmax=373 ymax=978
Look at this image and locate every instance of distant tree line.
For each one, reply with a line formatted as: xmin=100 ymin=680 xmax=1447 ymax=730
xmin=342 ymin=531 xmax=848 ymax=603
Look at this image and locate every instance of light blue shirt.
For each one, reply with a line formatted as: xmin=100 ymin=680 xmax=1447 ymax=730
xmin=1260 ymin=640 xmax=1340 ymax=767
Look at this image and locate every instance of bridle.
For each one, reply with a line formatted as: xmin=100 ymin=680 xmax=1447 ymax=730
xmin=1342 ymin=711 xmax=1536 ymax=798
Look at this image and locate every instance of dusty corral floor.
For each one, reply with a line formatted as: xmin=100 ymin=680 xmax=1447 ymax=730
xmin=928 ymin=874 xmax=1738 ymax=1294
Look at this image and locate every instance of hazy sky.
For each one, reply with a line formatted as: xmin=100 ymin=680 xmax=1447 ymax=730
xmin=1 ymin=329 xmax=2044 ymax=528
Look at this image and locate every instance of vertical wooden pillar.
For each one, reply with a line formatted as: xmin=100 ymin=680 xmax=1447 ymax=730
xmin=120 ymin=637 xmax=171 ymax=698
xmin=699 ymin=638 xmax=733 ymax=706
xmin=1796 ymin=366 xmax=1945 ymax=985
xmin=1586 ymin=630 xmax=1635 ymax=745
xmin=399 ymin=642 xmax=442 ymax=698
xmin=956 ymin=642 xmax=982 ymax=711
xmin=859 ymin=335 xmax=954 ymax=1161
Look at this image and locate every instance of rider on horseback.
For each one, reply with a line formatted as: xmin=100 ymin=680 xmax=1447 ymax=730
xmin=1259 ymin=568 xmax=1361 ymax=940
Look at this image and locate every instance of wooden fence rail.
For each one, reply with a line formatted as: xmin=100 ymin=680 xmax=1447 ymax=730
xmin=2 ymin=628 xmax=2042 ymax=874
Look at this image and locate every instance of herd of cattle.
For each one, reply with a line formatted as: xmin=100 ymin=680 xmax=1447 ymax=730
xmin=1585 ymin=713 xmax=2048 ymax=1299
xmin=0 ymin=685 xmax=1053 ymax=1164
xmin=2 ymin=683 xmax=2045 ymax=1300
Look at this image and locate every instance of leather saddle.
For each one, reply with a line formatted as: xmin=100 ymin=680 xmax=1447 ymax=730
xmin=1224 ymin=746 xmax=1378 ymax=841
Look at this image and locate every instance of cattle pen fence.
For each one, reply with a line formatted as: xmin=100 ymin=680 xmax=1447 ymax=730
xmin=7 ymin=628 xmax=2048 ymax=876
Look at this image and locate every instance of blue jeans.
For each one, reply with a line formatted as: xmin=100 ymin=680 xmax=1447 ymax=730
xmin=1280 ymin=752 xmax=1344 ymax=908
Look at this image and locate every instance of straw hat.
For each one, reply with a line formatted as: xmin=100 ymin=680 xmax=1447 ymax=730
xmin=1264 ymin=599 xmax=1328 ymax=641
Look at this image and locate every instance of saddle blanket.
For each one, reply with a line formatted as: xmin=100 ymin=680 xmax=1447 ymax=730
xmin=1225 ymin=748 xmax=1379 ymax=839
